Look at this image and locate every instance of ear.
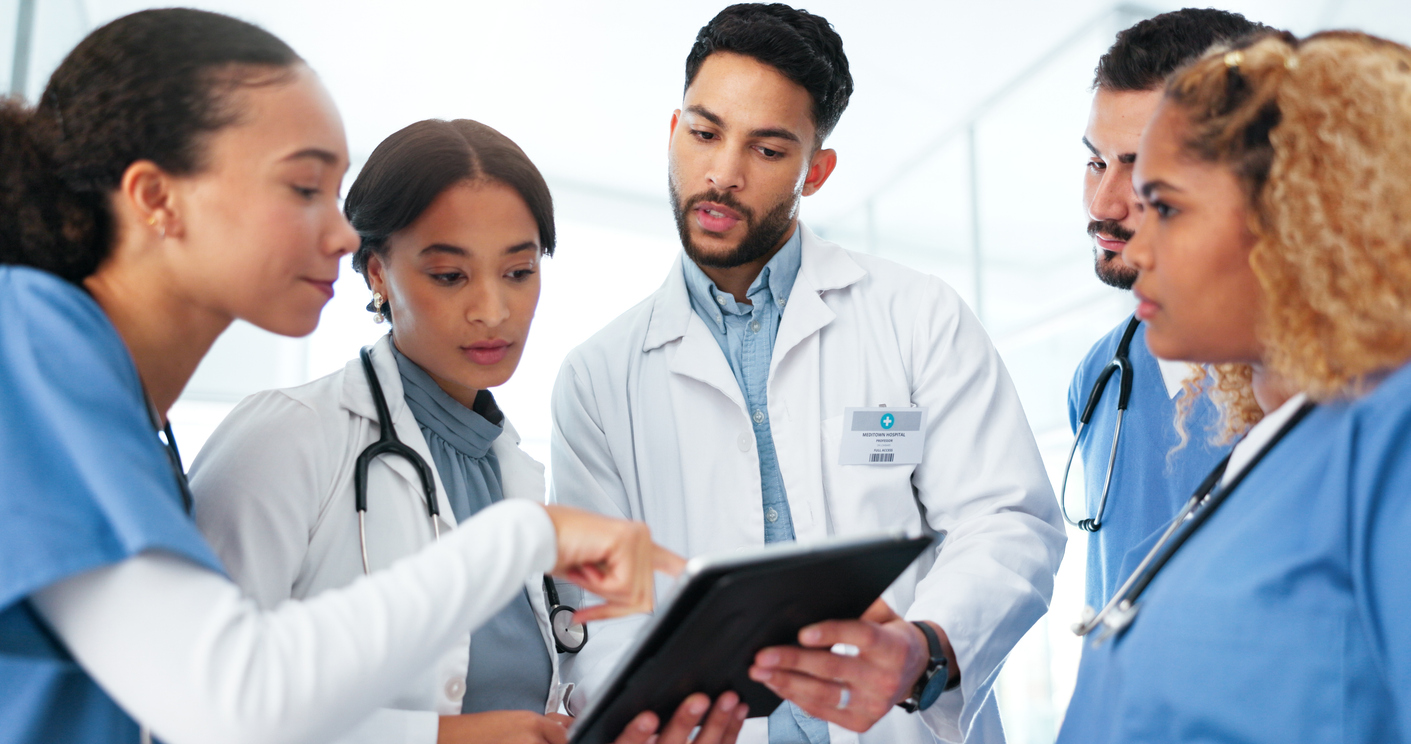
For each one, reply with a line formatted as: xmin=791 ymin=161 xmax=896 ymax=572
xmin=801 ymin=147 xmax=838 ymax=197
xmin=118 ymin=160 xmax=176 ymax=238
xmin=365 ymin=252 xmax=389 ymax=297
xmin=668 ymin=109 xmax=682 ymax=151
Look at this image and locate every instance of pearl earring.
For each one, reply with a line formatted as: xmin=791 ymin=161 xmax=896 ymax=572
xmin=372 ymin=293 xmax=387 ymax=324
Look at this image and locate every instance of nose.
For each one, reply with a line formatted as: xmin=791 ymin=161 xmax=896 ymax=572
xmin=705 ymin=147 xmax=745 ymax=193
xmin=1088 ymin=164 xmax=1136 ymax=225
xmin=466 ymin=274 xmax=511 ymax=328
xmin=1124 ymin=211 xmax=1155 ymax=272
xmin=327 ymin=209 xmax=360 ymax=258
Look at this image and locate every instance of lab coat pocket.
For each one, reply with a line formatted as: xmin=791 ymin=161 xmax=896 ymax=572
xmin=820 ymin=415 xmax=924 ymax=537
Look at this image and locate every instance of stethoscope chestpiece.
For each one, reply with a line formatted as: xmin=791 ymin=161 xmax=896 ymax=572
xmin=544 ymin=575 xmax=588 ymax=653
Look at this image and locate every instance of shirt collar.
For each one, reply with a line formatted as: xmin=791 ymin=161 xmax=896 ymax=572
xmin=682 ymin=226 xmax=803 ymax=332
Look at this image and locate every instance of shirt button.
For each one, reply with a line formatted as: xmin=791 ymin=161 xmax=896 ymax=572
xmin=753 ymin=409 xmax=766 ymax=424
xmin=778 ymin=297 xmax=787 ymax=308
xmin=766 ymin=507 xmax=779 ymax=523
xmin=716 ymin=294 xmax=728 ymax=306
xmin=445 ymin=678 xmax=465 ymax=700
xmin=750 ymin=321 xmax=761 ymax=333
xmin=737 ymin=433 xmax=751 ymax=452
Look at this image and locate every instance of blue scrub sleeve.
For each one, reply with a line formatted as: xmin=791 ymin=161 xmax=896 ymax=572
xmin=0 ymin=267 xmax=222 ymax=617
xmin=1346 ymin=362 xmax=1411 ymax=735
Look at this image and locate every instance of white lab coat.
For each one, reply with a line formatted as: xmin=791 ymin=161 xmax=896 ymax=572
xmin=550 ymin=224 xmax=1065 ymax=744
xmin=190 ymin=334 xmax=567 ymax=744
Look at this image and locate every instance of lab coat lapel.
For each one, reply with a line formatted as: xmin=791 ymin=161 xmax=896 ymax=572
xmin=772 ymin=224 xmax=866 ymax=367
xmin=339 ymin=335 xmax=458 ymax=534
xmin=645 ymin=256 xmax=748 ymax=412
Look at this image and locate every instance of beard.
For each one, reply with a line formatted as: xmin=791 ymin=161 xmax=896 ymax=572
xmin=670 ymin=178 xmax=797 ymax=269
xmin=1088 ymin=218 xmax=1138 ymax=290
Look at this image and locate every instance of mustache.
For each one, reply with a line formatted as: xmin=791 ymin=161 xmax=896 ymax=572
xmin=680 ymin=189 xmax=756 ymax=226
xmin=1087 ymin=219 xmax=1135 ymax=244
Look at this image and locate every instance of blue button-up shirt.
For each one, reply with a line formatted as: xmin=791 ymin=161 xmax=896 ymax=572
xmin=683 ymin=229 xmax=828 ymax=744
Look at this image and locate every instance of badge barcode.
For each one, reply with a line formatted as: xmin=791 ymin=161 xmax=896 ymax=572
xmin=869 ymin=453 xmax=895 ymax=463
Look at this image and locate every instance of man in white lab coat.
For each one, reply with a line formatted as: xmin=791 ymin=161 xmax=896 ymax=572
xmin=550 ymin=5 xmax=1065 ymax=744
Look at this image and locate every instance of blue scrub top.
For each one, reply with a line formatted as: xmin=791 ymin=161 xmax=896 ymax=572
xmin=1058 ymin=361 xmax=1411 ymax=742
xmin=1068 ymin=318 xmax=1229 ymax=609
xmin=0 ymin=266 xmax=224 ymax=744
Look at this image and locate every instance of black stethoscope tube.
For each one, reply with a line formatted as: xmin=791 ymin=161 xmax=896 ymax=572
xmin=355 ymin=344 xmax=586 ymax=652
xmin=1074 ymin=400 xmax=1315 ymax=645
xmin=1060 ymin=315 xmax=1141 ymax=532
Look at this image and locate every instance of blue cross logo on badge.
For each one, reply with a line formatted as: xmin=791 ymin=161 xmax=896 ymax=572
xmin=880 ymin=413 xmax=895 ymax=430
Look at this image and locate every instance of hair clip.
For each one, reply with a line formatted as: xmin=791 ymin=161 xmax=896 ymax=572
xmin=1224 ymin=51 xmax=1244 ymax=70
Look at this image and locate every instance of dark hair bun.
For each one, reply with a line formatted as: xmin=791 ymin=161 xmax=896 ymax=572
xmin=0 ymin=98 xmax=107 ymax=282
xmin=0 ymin=9 xmax=300 ymax=284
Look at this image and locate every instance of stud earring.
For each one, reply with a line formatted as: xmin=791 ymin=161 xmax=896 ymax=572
xmin=147 ymin=215 xmax=165 ymax=240
xmin=372 ymin=293 xmax=387 ymax=324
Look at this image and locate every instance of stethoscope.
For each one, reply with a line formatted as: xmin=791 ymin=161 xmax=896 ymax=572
xmin=1072 ymin=400 xmax=1315 ymax=646
xmin=1059 ymin=315 xmax=1141 ymax=532
xmin=355 ymin=345 xmax=588 ymax=653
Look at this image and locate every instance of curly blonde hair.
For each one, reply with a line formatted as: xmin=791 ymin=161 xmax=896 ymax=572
xmin=1165 ymin=31 xmax=1411 ymax=402
xmin=1173 ymin=363 xmax=1262 ymax=448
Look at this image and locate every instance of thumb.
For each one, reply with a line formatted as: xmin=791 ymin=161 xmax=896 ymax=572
xmin=861 ymin=597 xmax=899 ymax=624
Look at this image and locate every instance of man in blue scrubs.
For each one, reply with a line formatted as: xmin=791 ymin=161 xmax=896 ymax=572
xmin=1068 ymin=9 xmax=1266 ymax=610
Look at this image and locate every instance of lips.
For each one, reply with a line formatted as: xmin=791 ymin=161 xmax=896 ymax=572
xmin=695 ymin=202 xmax=742 ymax=234
xmin=1094 ymin=235 xmax=1127 ymax=254
xmin=304 ymin=278 xmax=336 ymax=299
xmin=463 ymin=339 xmax=511 ymax=366
xmin=1133 ymin=287 xmax=1159 ymax=321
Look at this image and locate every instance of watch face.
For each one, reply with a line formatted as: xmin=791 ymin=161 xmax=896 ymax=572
xmin=918 ymin=668 xmax=947 ymax=711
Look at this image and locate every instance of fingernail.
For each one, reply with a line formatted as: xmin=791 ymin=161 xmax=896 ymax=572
xmin=758 ymin=650 xmax=779 ymax=666
xmin=750 ymin=667 xmax=772 ymax=681
xmin=720 ymin=694 xmax=737 ymax=712
xmin=802 ymin=628 xmax=821 ymax=643
xmin=637 ymin=716 xmax=655 ymax=732
xmin=691 ymin=697 xmax=709 ymax=715
xmin=737 ymin=705 xmax=750 ymax=720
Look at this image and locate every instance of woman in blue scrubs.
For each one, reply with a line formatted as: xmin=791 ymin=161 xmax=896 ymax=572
xmin=1057 ymin=31 xmax=1411 ymax=742
xmin=0 ymin=10 xmax=726 ymax=744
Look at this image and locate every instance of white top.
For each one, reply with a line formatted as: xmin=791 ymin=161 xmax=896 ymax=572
xmin=1156 ymin=358 xmax=1200 ymax=399
xmin=551 ymin=223 xmax=1065 ymax=744
xmin=31 ymin=500 xmax=555 ymax=744
xmin=187 ymin=336 xmax=566 ymax=744
xmin=1221 ymin=393 xmax=1310 ymax=487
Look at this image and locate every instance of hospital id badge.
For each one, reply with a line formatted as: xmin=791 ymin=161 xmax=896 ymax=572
xmin=839 ymin=407 xmax=927 ymax=465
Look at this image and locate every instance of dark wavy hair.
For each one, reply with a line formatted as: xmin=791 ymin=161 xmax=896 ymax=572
xmin=344 ymin=119 xmax=555 ymax=321
xmin=1095 ymin=8 xmax=1268 ymax=92
xmin=0 ymin=9 xmax=301 ymax=284
xmin=685 ymin=3 xmax=852 ymax=142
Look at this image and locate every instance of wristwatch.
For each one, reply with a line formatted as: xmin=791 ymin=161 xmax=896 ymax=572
xmin=897 ymin=621 xmax=957 ymax=712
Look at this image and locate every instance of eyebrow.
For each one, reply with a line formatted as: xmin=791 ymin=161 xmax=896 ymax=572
xmin=419 ymin=241 xmax=540 ymax=257
xmin=1081 ymin=136 xmax=1137 ymax=164
xmin=283 ymin=148 xmax=341 ymax=165
xmin=1139 ymin=180 xmax=1181 ymax=199
xmin=686 ymin=105 xmax=802 ymax=144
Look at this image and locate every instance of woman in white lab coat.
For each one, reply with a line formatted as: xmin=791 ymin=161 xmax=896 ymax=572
xmin=190 ymin=119 xmax=748 ymax=744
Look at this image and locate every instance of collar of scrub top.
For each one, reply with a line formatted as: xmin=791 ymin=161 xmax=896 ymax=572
xmin=1059 ymin=315 xmax=1141 ymax=532
xmin=1073 ymin=399 xmax=1317 ymax=646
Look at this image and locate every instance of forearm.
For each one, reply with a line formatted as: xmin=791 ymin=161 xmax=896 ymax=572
xmin=33 ymin=500 xmax=555 ymax=744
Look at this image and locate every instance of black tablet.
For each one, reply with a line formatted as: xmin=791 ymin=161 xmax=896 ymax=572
xmin=567 ymin=530 xmax=938 ymax=744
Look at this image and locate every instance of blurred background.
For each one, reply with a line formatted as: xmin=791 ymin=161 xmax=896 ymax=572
xmin=5 ymin=0 xmax=1410 ymax=740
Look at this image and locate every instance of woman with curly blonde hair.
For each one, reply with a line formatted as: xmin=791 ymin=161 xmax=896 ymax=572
xmin=1058 ymin=30 xmax=1411 ymax=743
